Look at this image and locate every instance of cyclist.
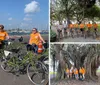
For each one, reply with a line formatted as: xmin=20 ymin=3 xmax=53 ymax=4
xmin=69 ymin=23 xmax=74 ymax=38
xmin=86 ymin=22 xmax=92 ymax=36
xmin=27 ymin=28 xmax=45 ymax=55
xmin=0 ymin=25 xmax=9 ymax=49
xmin=57 ymin=22 xmax=63 ymax=39
xmin=92 ymin=22 xmax=98 ymax=37
xmin=79 ymin=22 xmax=85 ymax=36
xmin=63 ymin=21 xmax=68 ymax=38
xmin=74 ymin=23 xmax=79 ymax=37
xmin=87 ymin=22 xmax=92 ymax=31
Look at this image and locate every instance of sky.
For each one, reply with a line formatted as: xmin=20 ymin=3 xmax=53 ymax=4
xmin=0 ymin=0 xmax=49 ymax=30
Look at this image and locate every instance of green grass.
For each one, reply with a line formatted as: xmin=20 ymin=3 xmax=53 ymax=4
xmin=97 ymin=69 xmax=100 ymax=72
xmin=50 ymin=71 xmax=57 ymax=75
xmin=98 ymin=24 xmax=100 ymax=32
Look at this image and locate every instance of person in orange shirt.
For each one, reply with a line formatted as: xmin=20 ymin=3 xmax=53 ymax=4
xmin=69 ymin=23 xmax=74 ymax=30
xmin=82 ymin=67 xmax=86 ymax=80
xmin=93 ymin=22 xmax=98 ymax=31
xmin=74 ymin=23 xmax=79 ymax=37
xmin=79 ymin=67 xmax=83 ymax=80
xmin=66 ymin=68 xmax=70 ymax=78
xmin=79 ymin=22 xmax=85 ymax=32
xmin=27 ymin=28 xmax=45 ymax=54
xmin=0 ymin=25 xmax=9 ymax=49
xmin=74 ymin=68 xmax=79 ymax=80
xmin=87 ymin=22 xmax=92 ymax=32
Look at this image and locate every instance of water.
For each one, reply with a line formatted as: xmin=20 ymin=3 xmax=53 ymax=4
xmin=8 ymin=32 xmax=48 ymax=36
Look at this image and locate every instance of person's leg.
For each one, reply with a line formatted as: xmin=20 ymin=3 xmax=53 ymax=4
xmin=62 ymin=29 xmax=65 ymax=38
xmin=79 ymin=73 xmax=81 ymax=79
xmin=34 ymin=45 xmax=38 ymax=54
xmin=94 ymin=28 xmax=97 ymax=37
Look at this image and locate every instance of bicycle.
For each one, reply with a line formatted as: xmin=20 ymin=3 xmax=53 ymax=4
xmin=92 ymin=29 xmax=98 ymax=39
xmin=1 ymin=42 xmax=49 ymax=85
xmin=70 ymin=29 xmax=75 ymax=38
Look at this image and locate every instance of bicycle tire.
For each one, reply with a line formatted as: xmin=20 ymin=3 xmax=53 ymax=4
xmin=1 ymin=61 xmax=13 ymax=72
xmin=27 ymin=61 xmax=48 ymax=85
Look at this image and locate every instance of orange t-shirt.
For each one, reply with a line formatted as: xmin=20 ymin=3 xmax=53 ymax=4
xmin=82 ymin=68 xmax=86 ymax=74
xmin=79 ymin=68 xmax=83 ymax=74
xmin=29 ymin=32 xmax=41 ymax=45
xmin=74 ymin=24 xmax=79 ymax=28
xmin=93 ymin=24 xmax=98 ymax=28
xmin=69 ymin=24 xmax=74 ymax=29
xmin=80 ymin=24 xmax=84 ymax=28
xmin=87 ymin=24 xmax=92 ymax=28
xmin=74 ymin=69 xmax=78 ymax=74
xmin=66 ymin=68 xmax=70 ymax=73
xmin=0 ymin=31 xmax=8 ymax=41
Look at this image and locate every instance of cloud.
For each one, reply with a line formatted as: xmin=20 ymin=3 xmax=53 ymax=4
xmin=24 ymin=1 xmax=40 ymax=13
xmin=23 ymin=17 xmax=32 ymax=21
xmin=20 ymin=23 xmax=29 ymax=27
xmin=25 ymin=14 xmax=33 ymax=17
xmin=8 ymin=17 xmax=12 ymax=20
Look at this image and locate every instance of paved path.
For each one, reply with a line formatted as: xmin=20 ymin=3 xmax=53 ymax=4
xmin=0 ymin=66 xmax=33 ymax=85
xmin=60 ymin=37 xmax=100 ymax=42
xmin=51 ymin=26 xmax=100 ymax=42
xmin=51 ymin=73 xmax=100 ymax=85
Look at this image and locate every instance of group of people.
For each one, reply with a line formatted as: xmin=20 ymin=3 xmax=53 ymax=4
xmin=56 ymin=21 xmax=98 ymax=39
xmin=65 ymin=66 xmax=86 ymax=80
xmin=0 ymin=24 xmax=46 ymax=55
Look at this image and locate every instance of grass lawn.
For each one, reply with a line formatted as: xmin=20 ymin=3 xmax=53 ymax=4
xmin=50 ymin=71 xmax=57 ymax=75
xmin=97 ymin=69 xmax=100 ymax=72
xmin=98 ymin=24 xmax=100 ymax=32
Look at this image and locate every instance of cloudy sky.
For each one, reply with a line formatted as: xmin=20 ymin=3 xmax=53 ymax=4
xmin=0 ymin=0 xmax=49 ymax=30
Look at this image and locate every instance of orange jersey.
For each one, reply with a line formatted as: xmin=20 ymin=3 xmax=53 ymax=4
xmin=74 ymin=24 xmax=79 ymax=28
xmin=29 ymin=32 xmax=41 ymax=45
xmin=74 ymin=69 xmax=78 ymax=74
xmin=87 ymin=24 xmax=92 ymax=28
xmin=79 ymin=68 xmax=83 ymax=74
xmin=0 ymin=31 xmax=8 ymax=41
xmin=93 ymin=24 xmax=98 ymax=28
xmin=82 ymin=68 xmax=86 ymax=74
xmin=80 ymin=24 xmax=84 ymax=28
xmin=69 ymin=24 xmax=74 ymax=29
xmin=66 ymin=68 xmax=70 ymax=73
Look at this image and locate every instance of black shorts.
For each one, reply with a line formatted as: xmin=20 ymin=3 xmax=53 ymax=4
xmin=57 ymin=29 xmax=62 ymax=33
xmin=94 ymin=28 xmax=97 ymax=31
xmin=64 ymin=28 xmax=66 ymax=30
xmin=0 ymin=40 xmax=5 ymax=49
xmin=80 ymin=28 xmax=84 ymax=32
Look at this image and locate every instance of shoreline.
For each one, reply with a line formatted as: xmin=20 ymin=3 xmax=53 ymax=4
xmin=9 ymin=34 xmax=48 ymax=38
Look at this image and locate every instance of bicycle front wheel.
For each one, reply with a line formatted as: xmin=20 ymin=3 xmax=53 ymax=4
xmin=27 ymin=61 xmax=48 ymax=85
xmin=1 ymin=61 xmax=13 ymax=72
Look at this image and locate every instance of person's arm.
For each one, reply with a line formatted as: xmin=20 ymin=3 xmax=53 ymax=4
xmin=29 ymin=34 xmax=32 ymax=45
xmin=38 ymin=34 xmax=45 ymax=43
xmin=5 ymin=32 xmax=9 ymax=40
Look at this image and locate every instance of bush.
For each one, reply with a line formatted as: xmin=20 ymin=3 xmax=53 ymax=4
xmin=50 ymin=29 xmax=57 ymax=42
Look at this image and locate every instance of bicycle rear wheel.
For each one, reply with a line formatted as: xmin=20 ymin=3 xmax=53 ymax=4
xmin=27 ymin=61 xmax=48 ymax=85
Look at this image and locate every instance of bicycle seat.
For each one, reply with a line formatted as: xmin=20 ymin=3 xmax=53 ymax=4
xmin=10 ymin=48 xmax=20 ymax=53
